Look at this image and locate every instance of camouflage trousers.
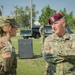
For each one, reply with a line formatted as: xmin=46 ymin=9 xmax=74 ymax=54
xmin=40 ymin=35 xmax=45 ymax=45
xmin=40 ymin=35 xmax=45 ymax=55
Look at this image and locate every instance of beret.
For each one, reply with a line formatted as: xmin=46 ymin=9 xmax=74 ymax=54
xmin=48 ymin=13 xmax=63 ymax=25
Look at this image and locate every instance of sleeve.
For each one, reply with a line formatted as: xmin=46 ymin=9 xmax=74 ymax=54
xmin=11 ymin=50 xmax=17 ymax=75
xmin=1 ymin=46 xmax=12 ymax=72
xmin=43 ymin=38 xmax=64 ymax=64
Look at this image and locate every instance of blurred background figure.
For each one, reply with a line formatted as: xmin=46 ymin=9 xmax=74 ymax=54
xmin=39 ymin=22 xmax=45 ymax=55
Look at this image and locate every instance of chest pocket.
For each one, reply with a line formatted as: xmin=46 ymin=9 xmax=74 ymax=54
xmin=49 ymin=40 xmax=72 ymax=55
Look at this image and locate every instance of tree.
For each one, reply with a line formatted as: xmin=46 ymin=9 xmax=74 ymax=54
xmin=14 ymin=4 xmax=38 ymax=28
xmin=59 ymin=8 xmax=75 ymax=29
xmin=39 ymin=5 xmax=56 ymax=25
xmin=39 ymin=6 xmax=75 ymax=30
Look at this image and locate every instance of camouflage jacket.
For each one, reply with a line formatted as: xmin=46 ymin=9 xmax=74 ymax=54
xmin=0 ymin=38 xmax=17 ymax=75
xmin=43 ymin=32 xmax=75 ymax=75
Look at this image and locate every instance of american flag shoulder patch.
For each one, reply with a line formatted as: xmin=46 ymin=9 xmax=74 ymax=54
xmin=1 ymin=51 xmax=11 ymax=59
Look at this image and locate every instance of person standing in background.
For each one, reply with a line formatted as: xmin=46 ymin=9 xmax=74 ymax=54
xmin=39 ymin=22 xmax=45 ymax=55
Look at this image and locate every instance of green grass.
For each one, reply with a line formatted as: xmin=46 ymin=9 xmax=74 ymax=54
xmin=11 ymin=36 xmax=46 ymax=75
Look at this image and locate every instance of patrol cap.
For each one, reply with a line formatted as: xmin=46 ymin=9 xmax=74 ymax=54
xmin=0 ymin=17 xmax=20 ymax=27
xmin=5 ymin=19 xmax=20 ymax=27
xmin=48 ymin=13 xmax=63 ymax=25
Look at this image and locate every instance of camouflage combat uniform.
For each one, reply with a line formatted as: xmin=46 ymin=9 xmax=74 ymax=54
xmin=0 ymin=37 xmax=17 ymax=75
xmin=43 ymin=32 xmax=75 ymax=75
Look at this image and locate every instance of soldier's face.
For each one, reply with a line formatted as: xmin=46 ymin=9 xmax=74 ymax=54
xmin=10 ymin=26 xmax=18 ymax=37
xmin=51 ymin=19 xmax=65 ymax=36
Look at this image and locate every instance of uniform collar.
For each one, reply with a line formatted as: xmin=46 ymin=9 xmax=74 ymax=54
xmin=53 ymin=32 xmax=70 ymax=41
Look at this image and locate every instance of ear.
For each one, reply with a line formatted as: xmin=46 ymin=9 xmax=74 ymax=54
xmin=62 ymin=20 xmax=66 ymax=27
xmin=8 ymin=27 xmax=12 ymax=32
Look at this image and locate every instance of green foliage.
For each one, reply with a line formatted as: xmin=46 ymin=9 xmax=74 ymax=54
xmin=39 ymin=5 xmax=75 ymax=30
xmin=59 ymin=8 xmax=75 ymax=30
xmin=13 ymin=4 xmax=75 ymax=30
xmin=14 ymin=4 xmax=38 ymax=28
xmin=39 ymin=5 xmax=56 ymax=25
xmin=14 ymin=6 xmax=30 ymax=28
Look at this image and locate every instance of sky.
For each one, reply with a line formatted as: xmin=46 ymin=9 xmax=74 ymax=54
xmin=0 ymin=0 xmax=75 ymax=20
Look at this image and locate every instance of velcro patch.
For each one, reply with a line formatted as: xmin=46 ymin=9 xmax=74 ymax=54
xmin=1 ymin=51 xmax=11 ymax=59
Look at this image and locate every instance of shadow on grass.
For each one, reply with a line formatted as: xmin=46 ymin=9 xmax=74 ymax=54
xmin=33 ymin=54 xmax=42 ymax=59
xmin=16 ymin=54 xmax=42 ymax=59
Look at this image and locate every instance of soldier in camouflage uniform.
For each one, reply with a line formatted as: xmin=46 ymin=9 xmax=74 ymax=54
xmin=43 ymin=13 xmax=75 ymax=75
xmin=39 ymin=22 xmax=45 ymax=45
xmin=0 ymin=17 xmax=20 ymax=75
xmin=39 ymin=22 xmax=45 ymax=55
